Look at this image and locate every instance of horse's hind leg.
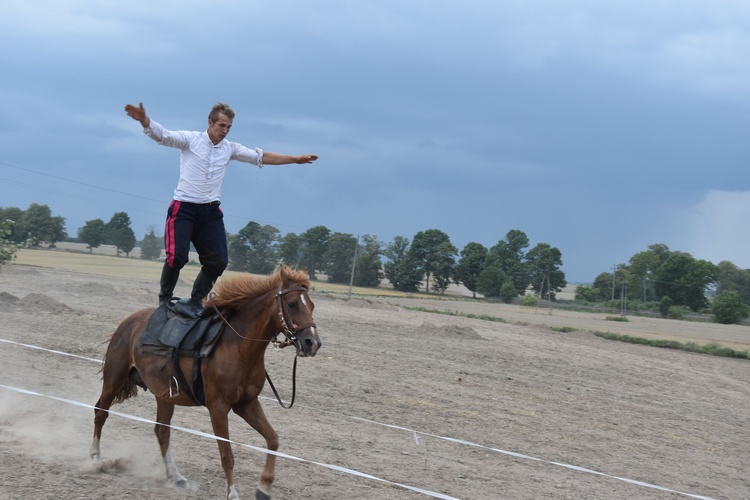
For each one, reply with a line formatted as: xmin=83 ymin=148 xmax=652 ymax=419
xmin=90 ymin=351 xmax=136 ymax=462
xmin=155 ymin=398 xmax=188 ymax=487
xmin=232 ymin=398 xmax=279 ymax=500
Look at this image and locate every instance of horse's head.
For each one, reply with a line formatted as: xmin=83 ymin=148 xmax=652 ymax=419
xmin=274 ymin=266 xmax=322 ymax=357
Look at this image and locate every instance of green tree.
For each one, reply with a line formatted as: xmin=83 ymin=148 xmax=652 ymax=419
xmin=476 ymin=266 xmax=506 ymax=298
xmin=575 ymin=285 xmax=601 ymax=302
xmin=78 ymin=218 xmax=106 ymax=253
xmin=659 ymin=296 xmax=673 ymax=318
xmin=353 ymin=234 xmax=384 ymax=287
xmin=454 ymin=242 xmax=488 ymax=298
xmin=409 ymin=229 xmax=456 ymax=293
xmin=486 ymin=229 xmax=530 ymax=296
xmin=18 ymin=203 xmax=67 ymax=247
xmin=654 ymin=253 xmax=717 ymax=311
xmin=324 ymin=232 xmax=357 ymax=283
xmin=627 ymin=246 xmax=665 ymax=302
xmin=500 ymin=279 xmax=517 ymax=304
xmin=384 ymin=236 xmax=422 ymax=292
xmin=228 ymin=233 xmax=251 ymax=271
xmin=299 ymin=225 xmax=331 ymax=279
xmin=0 ymin=207 xmax=24 ymax=243
xmin=716 ymin=260 xmax=750 ymax=304
xmin=526 ymin=243 xmax=566 ymax=299
xmin=0 ymin=219 xmax=19 ymax=268
xmin=105 ymin=212 xmax=136 ymax=256
xmin=140 ymin=226 xmax=162 ymax=260
xmin=593 ymin=272 xmax=614 ymax=301
xmin=712 ymin=291 xmax=748 ymax=324
xmin=430 ymin=241 xmax=457 ymax=294
xmin=231 ymin=221 xmax=280 ymax=274
xmin=277 ymin=232 xmax=302 ymax=268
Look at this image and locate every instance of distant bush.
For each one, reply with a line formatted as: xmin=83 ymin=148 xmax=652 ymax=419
xmin=605 ymin=316 xmax=629 ymax=322
xmin=520 ymin=294 xmax=537 ymax=307
xmin=550 ymin=326 xmax=577 ymax=333
xmin=667 ymin=305 xmax=689 ymax=319
xmin=712 ymin=291 xmax=749 ymax=325
xmin=0 ymin=220 xmax=19 ymax=268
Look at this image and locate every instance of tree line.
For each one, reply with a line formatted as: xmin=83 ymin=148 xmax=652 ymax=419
xmin=577 ymin=243 xmax=750 ymax=324
xmin=4 ymin=203 xmax=749 ymax=323
xmin=0 ymin=203 xmax=566 ymax=302
xmin=0 ymin=203 xmax=137 ymax=257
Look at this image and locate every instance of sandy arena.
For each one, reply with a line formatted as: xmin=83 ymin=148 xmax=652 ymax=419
xmin=0 ymin=263 xmax=748 ymax=499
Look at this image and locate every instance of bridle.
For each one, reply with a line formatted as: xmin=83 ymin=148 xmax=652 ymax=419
xmin=273 ymin=285 xmax=317 ymax=349
xmin=207 ymin=284 xmax=317 ymax=409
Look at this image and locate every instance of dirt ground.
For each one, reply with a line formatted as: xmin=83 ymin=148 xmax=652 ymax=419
xmin=0 ymin=263 xmax=748 ymax=500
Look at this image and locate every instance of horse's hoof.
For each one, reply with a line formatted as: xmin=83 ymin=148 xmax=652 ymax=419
xmin=255 ymin=488 xmax=271 ymax=500
xmin=175 ymin=478 xmax=189 ymax=488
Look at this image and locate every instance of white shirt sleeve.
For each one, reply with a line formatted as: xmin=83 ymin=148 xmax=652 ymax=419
xmin=232 ymin=145 xmax=264 ymax=168
xmin=143 ymin=120 xmax=190 ymax=148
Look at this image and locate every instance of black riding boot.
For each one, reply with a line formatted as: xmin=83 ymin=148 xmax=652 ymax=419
xmin=191 ymin=270 xmax=215 ymax=301
xmin=174 ymin=270 xmax=214 ymax=318
xmin=159 ymin=262 xmax=181 ymax=306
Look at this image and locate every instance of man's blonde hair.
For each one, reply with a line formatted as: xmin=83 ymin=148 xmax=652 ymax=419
xmin=209 ymin=102 xmax=235 ymax=122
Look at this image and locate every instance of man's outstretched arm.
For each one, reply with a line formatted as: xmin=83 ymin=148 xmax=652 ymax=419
xmin=263 ymin=152 xmax=318 ymax=165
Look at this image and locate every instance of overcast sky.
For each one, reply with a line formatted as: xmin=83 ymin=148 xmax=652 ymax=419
xmin=2 ymin=1 xmax=749 ymax=282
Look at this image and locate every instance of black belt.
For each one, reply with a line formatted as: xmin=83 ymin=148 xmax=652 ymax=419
xmin=177 ymin=200 xmax=221 ymax=207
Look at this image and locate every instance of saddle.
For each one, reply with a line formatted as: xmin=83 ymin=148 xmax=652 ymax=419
xmin=139 ymin=298 xmax=228 ymax=406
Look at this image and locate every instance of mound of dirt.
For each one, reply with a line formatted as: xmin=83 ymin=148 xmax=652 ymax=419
xmin=415 ymin=322 xmax=484 ymax=340
xmin=0 ymin=292 xmax=20 ymax=312
xmin=18 ymin=293 xmax=74 ymax=314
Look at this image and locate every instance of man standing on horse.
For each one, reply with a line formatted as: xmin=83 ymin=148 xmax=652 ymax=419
xmin=125 ymin=102 xmax=318 ymax=317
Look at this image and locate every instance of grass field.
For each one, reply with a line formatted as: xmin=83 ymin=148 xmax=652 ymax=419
xmin=9 ymin=248 xmax=414 ymax=298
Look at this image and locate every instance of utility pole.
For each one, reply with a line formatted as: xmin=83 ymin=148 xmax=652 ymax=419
xmin=547 ymin=274 xmax=553 ymax=315
xmin=611 ymin=264 xmax=617 ymax=301
xmin=535 ymin=274 xmax=546 ymax=314
xmin=347 ymin=235 xmax=359 ymax=300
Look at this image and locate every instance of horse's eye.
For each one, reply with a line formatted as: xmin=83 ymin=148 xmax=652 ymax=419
xmin=287 ymin=301 xmax=297 ymax=309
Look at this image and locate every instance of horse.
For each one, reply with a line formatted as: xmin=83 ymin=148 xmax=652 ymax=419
xmin=89 ymin=264 xmax=322 ymax=500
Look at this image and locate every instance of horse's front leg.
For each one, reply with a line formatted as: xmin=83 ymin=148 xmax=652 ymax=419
xmin=232 ymin=397 xmax=279 ymax=500
xmin=155 ymin=398 xmax=188 ymax=487
xmin=208 ymin=401 xmax=239 ymax=500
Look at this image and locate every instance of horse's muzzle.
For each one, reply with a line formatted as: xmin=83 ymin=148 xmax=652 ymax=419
xmin=295 ymin=327 xmax=322 ymax=357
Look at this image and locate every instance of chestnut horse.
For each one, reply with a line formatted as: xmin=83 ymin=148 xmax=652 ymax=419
xmin=89 ymin=265 xmax=322 ymax=500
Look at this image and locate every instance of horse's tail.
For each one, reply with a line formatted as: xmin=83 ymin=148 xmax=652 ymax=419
xmin=102 ymin=310 xmax=149 ymax=406
xmin=111 ymin=376 xmax=139 ymax=405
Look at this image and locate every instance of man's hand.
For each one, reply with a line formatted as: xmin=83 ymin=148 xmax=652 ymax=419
xmin=296 ymin=155 xmax=318 ymax=164
xmin=124 ymin=102 xmax=150 ymax=128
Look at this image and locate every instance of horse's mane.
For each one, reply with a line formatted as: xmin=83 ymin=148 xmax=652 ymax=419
xmin=209 ymin=265 xmax=311 ymax=309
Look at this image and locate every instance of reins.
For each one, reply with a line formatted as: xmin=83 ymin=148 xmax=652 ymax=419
xmin=207 ymin=285 xmax=315 ymax=409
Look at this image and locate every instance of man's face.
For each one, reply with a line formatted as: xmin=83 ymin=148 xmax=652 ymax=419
xmin=207 ymin=113 xmax=233 ymax=144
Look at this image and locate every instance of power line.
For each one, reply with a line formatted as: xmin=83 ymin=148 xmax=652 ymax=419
xmin=0 ymin=161 xmax=162 ymax=204
xmin=0 ymin=160 xmax=313 ymax=233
